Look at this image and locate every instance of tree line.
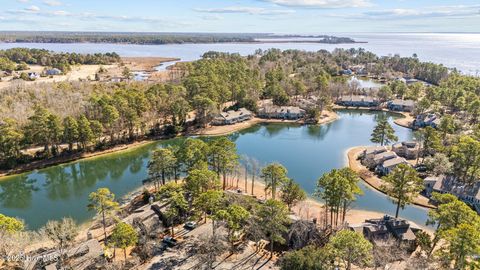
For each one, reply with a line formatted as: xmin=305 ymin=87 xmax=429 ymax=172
xmin=0 ymin=48 xmax=120 ymax=73
xmin=1 ymin=48 xmax=479 ymax=172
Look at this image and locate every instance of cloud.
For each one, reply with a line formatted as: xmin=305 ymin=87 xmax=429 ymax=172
xmin=16 ymin=0 xmax=29 ymax=3
xmin=262 ymin=0 xmax=372 ymax=8
xmin=25 ymin=5 xmax=40 ymax=12
xmin=43 ymin=0 xmax=63 ymax=7
xmin=348 ymin=5 xmax=480 ymax=20
xmin=51 ymin=10 xmax=69 ymax=16
xmin=194 ymin=6 xmax=295 ymax=15
xmin=200 ymin=15 xmax=224 ymax=21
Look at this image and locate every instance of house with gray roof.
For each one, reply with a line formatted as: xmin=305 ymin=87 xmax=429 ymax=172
xmin=361 ymin=146 xmax=387 ymax=167
xmin=423 ymin=175 xmax=480 ymax=214
xmin=349 ymin=215 xmax=419 ymax=250
xmin=212 ymin=108 xmax=253 ymax=125
xmin=336 ymin=95 xmax=379 ymax=107
xmin=258 ymin=105 xmax=305 ymax=120
xmin=413 ymin=113 xmax=441 ymax=129
xmin=376 ymin=157 xmax=408 ymax=175
xmin=387 ymin=99 xmax=415 ymax=112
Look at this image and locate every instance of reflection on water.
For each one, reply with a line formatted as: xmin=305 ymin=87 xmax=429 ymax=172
xmin=0 ymin=176 xmax=37 ymax=209
xmin=0 ymin=110 xmax=429 ymax=230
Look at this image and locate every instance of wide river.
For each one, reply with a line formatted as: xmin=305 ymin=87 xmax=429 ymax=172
xmin=0 ymin=110 xmax=430 ymax=230
xmin=0 ymin=33 xmax=479 ymax=75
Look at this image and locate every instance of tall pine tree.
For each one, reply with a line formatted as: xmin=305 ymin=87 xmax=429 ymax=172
xmin=370 ymin=115 xmax=398 ymax=146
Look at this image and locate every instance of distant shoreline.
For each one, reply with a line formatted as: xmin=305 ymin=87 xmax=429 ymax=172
xmin=0 ymin=40 xmax=364 ymax=45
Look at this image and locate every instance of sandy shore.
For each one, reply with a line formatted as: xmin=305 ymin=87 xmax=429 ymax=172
xmin=122 ymin=57 xmax=180 ymax=72
xmin=393 ymin=112 xmax=414 ymax=128
xmin=347 ymin=146 xmax=435 ymax=209
xmin=224 ymin=173 xmax=431 ymax=231
xmin=190 ymin=110 xmax=338 ymax=136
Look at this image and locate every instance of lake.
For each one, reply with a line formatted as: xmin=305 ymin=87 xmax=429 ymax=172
xmin=0 ymin=110 xmax=430 ymax=230
xmin=0 ymin=33 xmax=479 ymax=75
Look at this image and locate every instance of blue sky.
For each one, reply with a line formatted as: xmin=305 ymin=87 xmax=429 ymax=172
xmin=0 ymin=0 xmax=479 ymax=33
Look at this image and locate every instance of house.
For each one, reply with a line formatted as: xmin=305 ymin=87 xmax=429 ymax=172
xmin=361 ymin=146 xmax=387 ymax=166
xmin=413 ymin=113 xmax=441 ymax=129
xmin=350 ymin=65 xmax=368 ymax=76
xmin=45 ymin=68 xmax=62 ymax=76
xmin=336 ymin=95 xmax=379 ymax=107
xmin=28 ymin=72 xmax=40 ymax=80
xmin=387 ymin=99 xmax=415 ymax=112
xmin=392 ymin=141 xmax=420 ymax=159
xmin=295 ymin=96 xmax=318 ymax=110
xmin=370 ymin=151 xmax=398 ymax=169
xmin=361 ymin=147 xmax=396 ymax=169
xmin=212 ymin=108 xmax=253 ymax=125
xmin=423 ymin=175 xmax=480 ymax=214
xmin=377 ymin=157 xmax=408 ymax=175
xmin=349 ymin=215 xmax=418 ymax=249
xmin=258 ymin=105 xmax=305 ymax=120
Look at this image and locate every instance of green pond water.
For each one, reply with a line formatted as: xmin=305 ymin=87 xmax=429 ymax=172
xmin=0 ymin=110 xmax=429 ymax=230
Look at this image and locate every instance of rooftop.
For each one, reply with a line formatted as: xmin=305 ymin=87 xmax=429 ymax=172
xmin=382 ymin=157 xmax=407 ymax=168
xmin=365 ymin=146 xmax=387 ymax=155
xmin=390 ymin=99 xmax=415 ymax=107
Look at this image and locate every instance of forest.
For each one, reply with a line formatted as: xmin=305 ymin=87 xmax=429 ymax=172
xmin=0 ymin=48 xmax=120 ymax=72
xmin=0 ymin=32 xmax=356 ymax=45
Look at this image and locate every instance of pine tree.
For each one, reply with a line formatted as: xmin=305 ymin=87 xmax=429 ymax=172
xmin=370 ymin=115 xmax=398 ymax=146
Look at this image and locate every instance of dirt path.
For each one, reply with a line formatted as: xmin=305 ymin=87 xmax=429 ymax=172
xmin=347 ymin=146 xmax=436 ymax=209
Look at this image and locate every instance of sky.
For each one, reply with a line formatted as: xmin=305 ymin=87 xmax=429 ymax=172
xmin=0 ymin=0 xmax=479 ymax=33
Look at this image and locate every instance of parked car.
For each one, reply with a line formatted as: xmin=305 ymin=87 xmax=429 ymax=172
xmin=184 ymin=221 xmax=197 ymax=230
xmin=162 ymin=236 xmax=177 ymax=247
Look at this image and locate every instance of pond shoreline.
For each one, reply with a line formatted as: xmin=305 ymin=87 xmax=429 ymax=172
xmin=0 ymin=110 xmax=339 ymax=180
xmin=332 ymin=105 xmax=414 ymax=129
